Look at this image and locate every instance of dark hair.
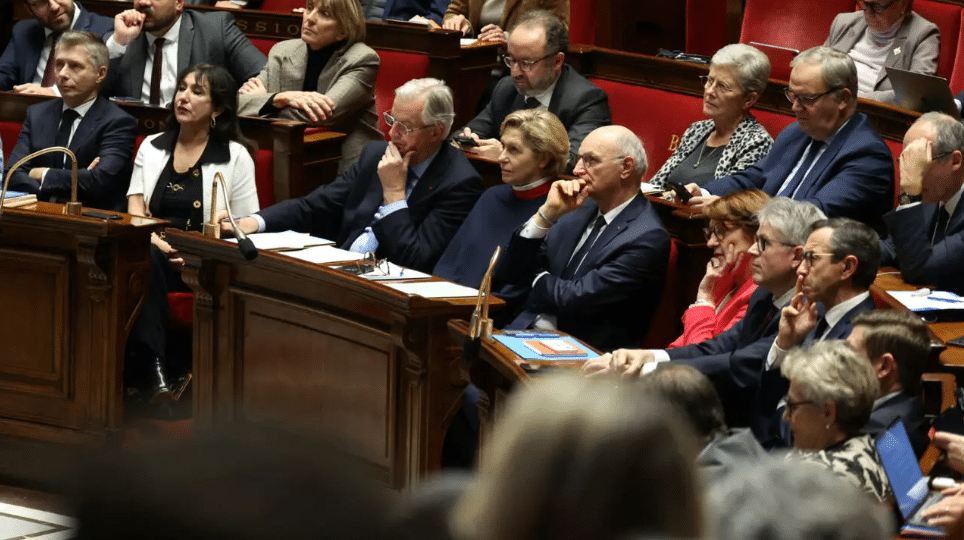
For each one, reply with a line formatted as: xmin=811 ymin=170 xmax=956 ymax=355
xmin=166 ymin=63 xmax=254 ymax=156
xmin=512 ymin=10 xmax=568 ymax=54
xmin=811 ymin=217 xmax=881 ymax=289
xmin=851 ymin=310 xmax=930 ymax=394
xmin=639 ymin=364 xmax=728 ymax=442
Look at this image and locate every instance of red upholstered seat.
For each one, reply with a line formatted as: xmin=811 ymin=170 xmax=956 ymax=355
xmin=249 ymin=37 xmax=277 ymax=57
xmin=1 ymin=121 xmax=22 ymax=163
xmin=373 ymin=50 xmax=430 ymax=138
xmin=949 ymin=9 xmax=964 ymax=94
xmin=685 ymin=0 xmax=729 ymax=56
xmin=254 ymin=148 xmax=274 ymax=207
xmin=740 ymin=0 xmax=855 ymax=52
xmin=640 ymin=239 xmax=679 ymax=349
xmin=167 ymin=292 xmax=194 ymax=330
xmin=258 ymin=0 xmax=305 ymax=14
xmin=914 ymin=0 xmax=960 ymax=79
xmin=753 ymin=109 xmax=796 ymax=141
xmin=568 ymin=0 xmax=595 ymax=45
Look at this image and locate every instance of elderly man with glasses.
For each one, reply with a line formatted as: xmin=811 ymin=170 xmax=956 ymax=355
xmin=687 ymin=46 xmax=894 ymax=230
xmin=453 ymin=9 xmax=611 ymax=172
xmin=227 ymin=78 xmax=482 ymax=273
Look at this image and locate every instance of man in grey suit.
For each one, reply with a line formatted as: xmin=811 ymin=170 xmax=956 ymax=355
xmin=103 ymin=0 xmax=266 ymax=105
xmin=455 ymin=10 xmax=611 ymax=172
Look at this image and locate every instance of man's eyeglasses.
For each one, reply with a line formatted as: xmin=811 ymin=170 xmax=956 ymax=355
xmin=801 ymin=250 xmax=837 ymax=265
xmin=784 ymin=87 xmax=843 ymax=107
xmin=383 ymin=112 xmax=434 ymax=136
xmin=502 ymin=52 xmax=555 ymax=73
xmin=755 ymin=235 xmax=796 ymax=252
xmin=576 ymin=154 xmax=625 ymax=169
xmin=699 ymin=75 xmax=739 ymax=94
xmin=784 ymin=396 xmax=816 ymax=416
xmin=857 ymin=0 xmax=898 ymax=15
xmin=339 ymin=252 xmax=392 ymax=276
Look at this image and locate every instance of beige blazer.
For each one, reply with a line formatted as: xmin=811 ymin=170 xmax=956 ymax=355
xmin=443 ymin=0 xmax=569 ymax=35
xmin=238 ymin=39 xmax=382 ymax=174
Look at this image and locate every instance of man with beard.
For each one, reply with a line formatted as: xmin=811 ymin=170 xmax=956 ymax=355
xmin=103 ymin=0 xmax=265 ymax=105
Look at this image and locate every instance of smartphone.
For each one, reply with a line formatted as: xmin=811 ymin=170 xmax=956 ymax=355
xmin=668 ymin=181 xmax=692 ymax=203
xmin=453 ymin=134 xmax=479 ymax=148
xmin=82 ymin=210 xmax=122 ymax=220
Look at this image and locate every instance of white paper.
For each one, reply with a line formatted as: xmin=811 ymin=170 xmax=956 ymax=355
xmin=888 ymin=290 xmax=964 ymax=311
xmin=285 ymin=245 xmax=365 ymax=264
xmin=639 ymin=182 xmax=663 ymax=194
xmin=226 ymin=230 xmax=333 ymax=251
xmin=460 ymin=38 xmax=479 ymax=46
xmin=385 ymin=281 xmax=479 ymax=298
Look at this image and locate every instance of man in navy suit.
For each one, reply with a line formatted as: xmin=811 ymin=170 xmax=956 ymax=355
xmin=0 ymin=0 xmax=112 ymax=93
xmin=689 ymin=46 xmax=894 ymax=228
xmin=880 ymin=112 xmax=964 ymax=295
xmin=104 ymin=0 xmax=266 ymax=105
xmin=6 ymin=30 xmax=136 ymax=211
xmin=455 ymin=10 xmax=611 ymax=172
xmin=493 ymin=125 xmax=670 ymax=352
xmin=229 ymin=78 xmax=483 ymax=273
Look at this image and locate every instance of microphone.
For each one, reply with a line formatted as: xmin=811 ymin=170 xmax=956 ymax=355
xmin=464 ymin=246 xmax=501 ymax=365
xmin=1 ymin=146 xmax=80 ymax=242
xmin=210 ymin=172 xmax=258 ymax=260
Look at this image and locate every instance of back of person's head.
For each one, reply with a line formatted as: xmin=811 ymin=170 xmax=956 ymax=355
xmin=511 ymin=10 xmax=569 ymax=54
xmin=308 ymin=0 xmax=366 ymax=43
xmin=57 ymin=30 xmax=108 ymax=71
xmin=639 ymin=364 xmax=727 ymax=443
xmin=69 ymin=426 xmax=390 ymax=540
xmin=757 ymin=197 xmax=826 ymax=246
xmin=711 ymin=44 xmax=770 ymax=95
xmin=851 ymin=309 xmax=930 ymax=394
xmin=392 ymin=472 xmax=472 ymax=540
xmin=790 ymin=46 xmax=858 ymax=104
xmin=500 ymin=109 xmax=570 ymax=178
xmin=810 ymin=217 xmax=881 ymax=290
xmin=708 ymin=459 xmax=893 ymax=540
xmin=451 ymin=373 xmax=703 ymax=540
xmin=918 ymin=111 xmax=964 ymax=156
xmin=705 ymin=189 xmax=770 ymax=237
xmin=395 ymin=78 xmax=455 ymax=136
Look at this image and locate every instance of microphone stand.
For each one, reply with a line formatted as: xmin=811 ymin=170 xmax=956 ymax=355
xmin=202 ymin=171 xmax=258 ymax=260
xmin=464 ymin=246 xmax=500 ymax=366
xmin=1 ymin=146 xmax=79 ymax=242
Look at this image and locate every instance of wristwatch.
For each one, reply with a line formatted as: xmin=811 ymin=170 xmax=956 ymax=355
xmin=898 ymin=192 xmax=922 ymax=205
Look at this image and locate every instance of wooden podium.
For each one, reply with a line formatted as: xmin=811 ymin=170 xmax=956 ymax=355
xmin=166 ymin=230 xmax=485 ymax=489
xmin=0 ymin=202 xmax=165 ymax=443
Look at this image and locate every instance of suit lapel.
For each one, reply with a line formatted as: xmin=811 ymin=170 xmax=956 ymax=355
xmin=583 ymin=194 xmax=642 ymax=260
xmin=177 ymin=13 xmax=194 ymax=76
xmin=766 ymin=135 xmax=811 ymax=194
xmin=407 ymin=146 xmax=449 ymax=206
xmin=550 ymin=202 xmax=598 ymax=274
xmin=71 ymin=97 xmax=104 ymax=153
xmin=881 ymin=23 xmax=911 ymax=86
xmin=794 ymin=115 xmax=860 ymax=200
xmin=283 ymin=43 xmax=309 ymax=90
xmin=547 ymin=65 xmax=569 ymax=112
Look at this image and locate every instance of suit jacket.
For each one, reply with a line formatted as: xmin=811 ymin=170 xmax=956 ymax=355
xmin=0 ymin=3 xmax=113 ymax=90
xmin=698 ymin=428 xmax=768 ymax=486
xmin=702 ymin=112 xmax=894 ymax=229
xmin=442 ymin=0 xmax=568 ymax=35
xmin=6 ymin=96 xmax=136 ymax=211
xmin=880 ymin=201 xmax=964 ymax=295
xmin=465 ymin=64 xmax=611 ymax=171
xmin=824 ymin=11 xmax=939 ymax=105
xmin=104 ymin=10 xmax=266 ymax=101
xmin=367 ymin=0 xmax=448 ymax=23
xmin=495 ymin=194 xmax=670 ymax=352
xmin=237 ymin=39 xmax=381 ymax=174
xmin=864 ymin=392 xmax=929 ymax=458
xmin=256 ymin=141 xmax=483 ymax=272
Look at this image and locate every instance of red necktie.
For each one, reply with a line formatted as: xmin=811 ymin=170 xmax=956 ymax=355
xmin=149 ymin=37 xmax=166 ymax=106
xmin=40 ymin=32 xmax=62 ymax=87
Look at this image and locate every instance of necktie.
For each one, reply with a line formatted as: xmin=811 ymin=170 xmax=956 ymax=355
xmin=40 ymin=32 xmax=62 ymax=87
xmin=562 ymin=215 xmax=606 ymax=279
xmin=933 ymin=205 xmax=951 ymax=245
xmin=55 ymin=109 xmax=80 ymax=167
xmin=349 ymin=169 xmax=418 ymax=255
xmin=524 ymin=97 xmax=540 ymax=109
xmin=149 ymin=37 xmax=166 ymax=106
xmin=779 ymin=139 xmax=824 ymax=198
xmin=811 ymin=316 xmax=829 ymax=342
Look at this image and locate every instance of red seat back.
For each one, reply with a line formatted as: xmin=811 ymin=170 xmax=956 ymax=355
xmin=640 ymin=239 xmax=680 ymax=349
xmin=686 ymin=0 xmax=729 ymax=56
xmin=950 ymin=9 xmax=964 ymax=94
xmin=884 ymin=138 xmax=902 ymax=209
xmin=258 ymin=0 xmax=304 ymax=14
xmin=1 ymin=121 xmax=22 ymax=163
xmin=914 ymin=0 xmax=960 ymax=79
xmin=753 ymin=108 xmax=797 ymax=140
xmin=740 ymin=0 xmax=856 ymax=51
xmin=254 ymin=148 xmax=274 ymax=207
xmin=373 ymin=50 xmax=430 ymax=139
xmin=249 ymin=37 xmax=277 ymax=57
xmin=569 ymin=0 xmax=596 ymax=45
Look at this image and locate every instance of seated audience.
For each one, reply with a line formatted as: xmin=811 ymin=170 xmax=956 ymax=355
xmin=455 ymin=10 xmax=611 ymax=172
xmin=782 ymin=340 xmax=891 ymax=503
xmin=493 ymin=125 xmax=670 ymax=352
xmin=848 ymin=309 xmax=930 ymax=457
xmin=0 ymin=0 xmax=112 ymax=95
xmin=650 ymin=44 xmax=773 ymax=190
xmin=824 ymin=0 xmax=938 ymax=106
xmin=689 ymin=46 xmax=894 ymax=229
xmin=441 ymin=0 xmax=569 ymax=43
xmin=228 ymin=78 xmax=483 ymax=273
xmin=434 ymin=108 xmax=568 ymax=291
xmin=450 ymin=373 xmax=703 ymax=540
xmin=127 ymin=64 xmax=260 ymax=404
xmin=881 ymin=112 xmax=964 ymax=295
xmin=105 ymin=0 xmax=267 ymax=106
xmin=639 ymin=363 xmax=767 ymax=485
xmin=668 ymin=189 xmax=770 ymax=348
xmin=361 ymin=0 xmax=448 ymax=25
xmin=709 ymin=459 xmax=893 ymax=540
xmin=6 ymin=30 xmax=136 ymax=211
xmin=237 ymin=0 xmax=381 ymax=174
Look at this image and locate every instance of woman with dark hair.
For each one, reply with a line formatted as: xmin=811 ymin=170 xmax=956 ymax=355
xmin=126 ymin=64 xmax=259 ymax=405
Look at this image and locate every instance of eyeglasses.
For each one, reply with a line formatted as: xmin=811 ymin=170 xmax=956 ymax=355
xmin=784 ymin=396 xmax=817 ymax=416
xmin=341 ymin=252 xmax=392 ymax=276
xmin=576 ymin=154 xmax=625 ymax=169
xmin=699 ymin=75 xmax=739 ymax=94
xmin=801 ymin=250 xmax=837 ymax=265
xmin=755 ymin=234 xmax=796 ymax=252
xmin=857 ymin=0 xmax=898 ymax=15
xmin=784 ymin=87 xmax=843 ymax=107
xmin=383 ymin=112 xmax=434 ymax=136
xmin=703 ymin=223 xmax=736 ymax=240
xmin=502 ymin=52 xmax=555 ymax=73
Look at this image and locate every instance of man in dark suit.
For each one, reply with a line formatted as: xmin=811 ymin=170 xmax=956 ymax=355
xmin=880 ymin=112 xmax=964 ymax=295
xmin=103 ymin=0 xmax=266 ymax=105
xmin=848 ymin=310 xmax=930 ymax=458
xmin=493 ymin=125 xmax=670 ymax=352
xmin=6 ymin=30 xmax=136 ymax=211
xmin=230 ymin=78 xmax=483 ymax=273
xmin=689 ymin=46 xmax=894 ymax=228
xmin=0 ymin=0 xmax=112 ymax=93
xmin=455 ymin=10 xmax=611 ymax=172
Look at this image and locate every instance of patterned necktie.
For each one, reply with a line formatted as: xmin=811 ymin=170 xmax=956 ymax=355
xmin=779 ymin=139 xmax=824 ymax=198
xmin=149 ymin=37 xmax=166 ymax=106
xmin=562 ymin=215 xmax=607 ymax=279
xmin=40 ymin=32 xmax=62 ymax=87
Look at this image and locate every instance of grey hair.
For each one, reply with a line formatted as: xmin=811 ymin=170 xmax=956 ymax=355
xmin=611 ymin=128 xmax=648 ymax=178
xmin=711 ymin=43 xmax=771 ymax=95
xmin=918 ymin=111 xmax=964 ymax=159
xmin=791 ymin=46 xmax=858 ymax=101
xmin=781 ymin=340 xmax=880 ymax=436
xmin=394 ymin=78 xmax=455 ymax=136
xmin=57 ymin=30 xmax=108 ymax=71
xmin=756 ymin=197 xmax=826 ymax=246
xmin=708 ymin=459 xmax=893 ymax=540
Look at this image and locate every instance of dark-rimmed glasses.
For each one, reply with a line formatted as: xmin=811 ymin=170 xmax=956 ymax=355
xmin=784 ymin=396 xmax=817 ymax=416
xmin=703 ymin=223 xmax=737 ymax=240
xmin=755 ymin=234 xmax=796 ymax=252
xmin=383 ymin=112 xmax=434 ymax=136
xmin=784 ymin=87 xmax=843 ymax=107
xmin=502 ymin=52 xmax=555 ymax=73
xmin=801 ymin=250 xmax=837 ymax=265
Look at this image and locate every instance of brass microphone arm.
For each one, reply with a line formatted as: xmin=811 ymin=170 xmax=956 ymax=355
xmin=1 ymin=146 xmax=80 ymax=218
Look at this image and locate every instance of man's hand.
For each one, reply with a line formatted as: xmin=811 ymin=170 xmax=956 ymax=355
xmin=478 ymin=24 xmax=506 ymax=43
xmin=688 ymin=194 xmax=719 ymax=212
xmin=775 ymin=275 xmax=817 ymax=350
xmin=239 ymin=77 xmax=266 ymax=95
xmin=273 ymin=91 xmax=335 ymax=123
xmin=214 ymin=1 xmax=242 ymax=8
xmin=378 ymin=142 xmax=414 ymax=204
xmin=28 ymin=167 xmax=46 ymax=181
xmin=582 ymin=349 xmax=656 ymax=378
xmin=898 ymin=137 xmax=932 ymax=198
xmin=88 ymin=157 xmax=101 ymax=170
xmin=216 ymin=210 xmax=259 ymax=236
xmin=12 ymin=83 xmax=57 ymax=96
xmin=920 ymin=487 xmax=964 ymax=532
xmin=539 ymin=178 xmax=589 ymax=224
xmin=934 ymin=432 xmax=964 ymax=474
xmin=442 ymin=14 xmax=471 ymax=35
xmin=113 ymin=9 xmax=146 ymax=46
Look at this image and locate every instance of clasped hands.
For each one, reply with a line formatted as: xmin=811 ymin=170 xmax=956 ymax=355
xmin=239 ymin=78 xmax=336 ymax=124
xmin=441 ymin=16 xmax=506 ymax=42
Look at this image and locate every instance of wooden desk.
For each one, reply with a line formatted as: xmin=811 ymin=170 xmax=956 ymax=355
xmin=165 ymin=230 xmax=492 ymax=488
xmin=0 ymin=202 xmax=165 ymax=443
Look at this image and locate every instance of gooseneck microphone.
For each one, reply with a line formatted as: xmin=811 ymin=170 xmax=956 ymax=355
xmin=209 ymin=171 xmax=258 ymax=260
xmin=1 ymin=146 xmax=80 ymax=243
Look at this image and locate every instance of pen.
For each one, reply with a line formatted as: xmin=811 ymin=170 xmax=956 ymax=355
xmin=927 ymin=296 xmax=964 ymax=304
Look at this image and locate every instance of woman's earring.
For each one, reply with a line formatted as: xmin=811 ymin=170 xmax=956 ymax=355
xmin=210 ymin=116 xmax=217 ymax=129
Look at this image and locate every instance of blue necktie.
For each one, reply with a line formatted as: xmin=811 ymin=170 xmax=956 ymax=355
xmin=779 ymin=140 xmax=824 ymax=198
xmin=562 ymin=214 xmax=606 ymax=279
